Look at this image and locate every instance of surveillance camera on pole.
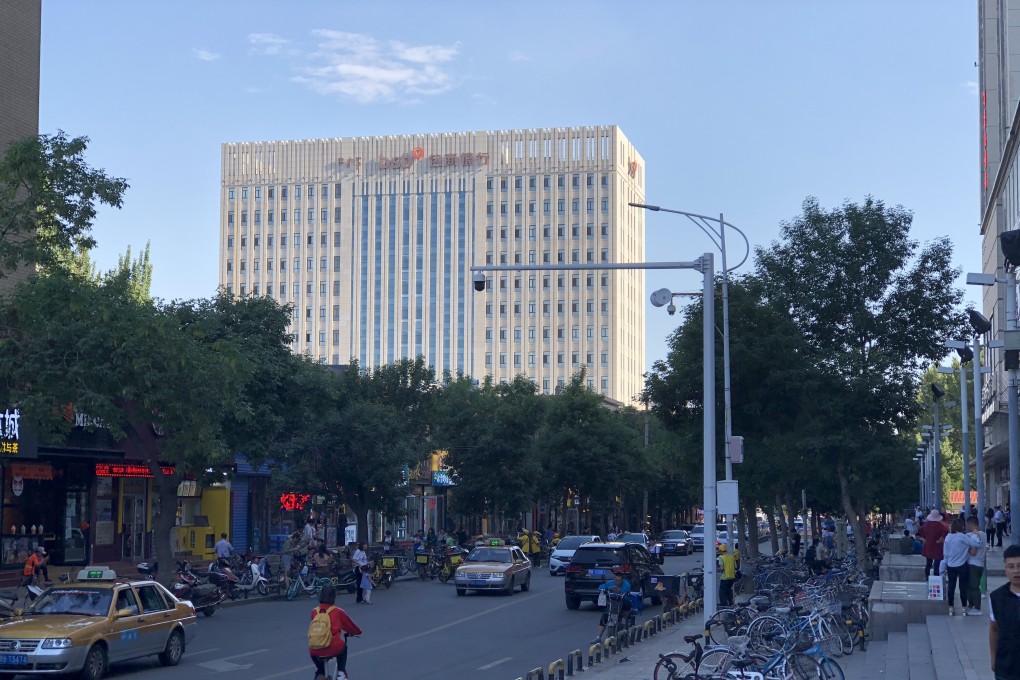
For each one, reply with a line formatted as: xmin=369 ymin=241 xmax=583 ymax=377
xmin=472 ymin=273 xmax=485 ymax=292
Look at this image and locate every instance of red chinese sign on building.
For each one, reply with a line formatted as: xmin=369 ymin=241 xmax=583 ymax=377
xmin=95 ymin=463 xmax=175 ymax=478
xmin=279 ymin=493 xmax=312 ymax=511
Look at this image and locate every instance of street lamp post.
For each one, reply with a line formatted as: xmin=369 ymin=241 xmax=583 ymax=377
xmin=940 ymin=345 xmax=975 ymax=516
xmin=629 ymin=203 xmax=750 ymax=551
xmin=469 ymin=254 xmax=721 ymax=621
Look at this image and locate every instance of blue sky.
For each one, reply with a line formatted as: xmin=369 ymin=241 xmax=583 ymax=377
xmin=39 ymin=1 xmax=978 ymax=376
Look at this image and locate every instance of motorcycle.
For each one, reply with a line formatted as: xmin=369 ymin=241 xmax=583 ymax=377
xmin=171 ymin=561 xmax=226 ymax=617
xmin=207 ymin=561 xmax=241 ymax=600
xmin=136 ymin=561 xmax=158 ymax=580
xmin=330 ymin=564 xmax=359 ymax=594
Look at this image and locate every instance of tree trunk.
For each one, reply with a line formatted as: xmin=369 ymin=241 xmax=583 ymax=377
xmin=836 ymin=455 xmax=868 ymax=566
xmin=776 ymin=496 xmax=790 ymax=553
xmin=766 ymin=510 xmax=780 ymax=555
xmin=738 ymin=510 xmax=754 ymax=559
xmin=151 ymin=473 xmax=180 ymax=587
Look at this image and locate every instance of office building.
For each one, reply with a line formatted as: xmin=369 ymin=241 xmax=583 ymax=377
xmin=220 ymin=126 xmax=646 ymax=402
xmin=977 ymin=0 xmax=1019 ymax=509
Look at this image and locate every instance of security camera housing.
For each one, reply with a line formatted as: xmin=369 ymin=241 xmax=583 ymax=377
xmin=472 ymin=273 xmax=486 ymax=292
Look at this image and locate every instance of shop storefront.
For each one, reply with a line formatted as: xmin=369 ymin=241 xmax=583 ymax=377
xmin=174 ymin=480 xmax=230 ymax=562
xmin=230 ymin=456 xmax=272 ymax=554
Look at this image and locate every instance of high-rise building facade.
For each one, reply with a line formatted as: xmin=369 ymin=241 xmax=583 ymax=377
xmin=977 ymin=1 xmax=1020 ymax=510
xmin=220 ymin=126 xmax=646 ymax=403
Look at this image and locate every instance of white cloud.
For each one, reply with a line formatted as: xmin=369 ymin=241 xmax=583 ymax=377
xmin=964 ymin=81 xmax=979 ymax=98
xmin=508 ymin=50 xmax=531 ymax=63
xmin=192 ymin=48 xmax=221 ymax=62
xmin=248 ymin=32 xmax=293 ymax=56
xmin=253 ymin=29 xmax=459 ymax=103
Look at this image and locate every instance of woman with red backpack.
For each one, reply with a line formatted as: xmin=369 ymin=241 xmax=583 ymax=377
xmin=308 ymin=584 xmax=362 ymax=680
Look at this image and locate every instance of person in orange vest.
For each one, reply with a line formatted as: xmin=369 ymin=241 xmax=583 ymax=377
xmin=22 ymin=546 xmax=48 ymax=586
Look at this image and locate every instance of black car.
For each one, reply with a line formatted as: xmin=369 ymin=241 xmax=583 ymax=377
xmin=659 ymin=529 xmax=693 ymax=556
xmin=563 ymin=542 xmax=664 ymax=610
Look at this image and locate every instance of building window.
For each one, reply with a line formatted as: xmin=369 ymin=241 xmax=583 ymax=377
xmin=227 ymin=235 xmax=234 ymax=248
xmin=241 ymin=187 xmax=248 ymax=200
xmin=335 ymin=207 xmax=342 ymax=223
xmin=334 ymin=256 xmax=341 ymax=272
xmin=601 ymin=198 xmax=609 ymax=212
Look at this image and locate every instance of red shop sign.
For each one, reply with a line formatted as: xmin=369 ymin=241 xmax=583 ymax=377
xmin=279 ymin=493 xmax=311 ymax=511
xmin=95 ymin=463 xmax=175 ymax=478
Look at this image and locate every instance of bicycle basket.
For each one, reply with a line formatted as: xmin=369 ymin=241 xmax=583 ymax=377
xmin=825 ymin=600 xmax=842 ymax=616
xmin=415 ymin=555 xmax=430 ymax=564
xmin=450 ymin=554 xmax=464 ymax=566
xmin=382 ymin=557 xmax=396 ymax=568
xmin=726 ymin=635 xmax=750 ymax=654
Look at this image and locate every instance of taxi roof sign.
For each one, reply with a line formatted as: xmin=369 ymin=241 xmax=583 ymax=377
xmin=489 ymin=539 xmax=505 ymax=546
xmin=77 ymin=567 xmax=118 ymax=581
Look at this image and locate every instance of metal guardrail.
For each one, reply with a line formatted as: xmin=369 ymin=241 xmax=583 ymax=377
xmin=511 ymin=597 xmax=707 ymax=679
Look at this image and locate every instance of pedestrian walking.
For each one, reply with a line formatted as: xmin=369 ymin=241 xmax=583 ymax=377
xmin=352 ymin=543 xmax=368 ymax=603
xmin=988 ymin=507 xmax=998 ymax=547
xmin=996 ymin=507 xmax=1007 ymax=547
xmin=944 ymin=518 xmax=981 ymax=616
xmin=918 ymin=509 xmax=949 ymax=578
xmin=718 ymin=544 xmax=737 ymax=606
xmin=529 ymin=529 xmax=542 ymax=568
xmin=967 ymin=516 xmax=987 ymax=616
xmin=989 ymin=544 xmax=1020 ymax=680
xmin=359 ymin=565 xmax=374 ymax=604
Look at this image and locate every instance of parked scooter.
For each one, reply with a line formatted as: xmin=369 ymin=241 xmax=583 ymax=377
xmin=171 ymin=561 xmax=226 ymax=617
xmin=235 ymin=555 xmax=270 ymax=598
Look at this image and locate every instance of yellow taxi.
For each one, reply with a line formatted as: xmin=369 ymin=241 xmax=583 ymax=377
xmin=0 ymin=567 xmax=196 ymax=680
xmin=453 ymin=541 xmax=531 ymax=596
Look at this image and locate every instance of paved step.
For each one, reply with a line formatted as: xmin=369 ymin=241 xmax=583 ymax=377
xmin=885 ymin=631 xmax=909 ymax=679
xmin=926 ymin=615 xmax=968 ymax=680
xmin=907 ymin=623 xmax=935 ymax=680
xmin=853 ymin=639 xmax=887 ymax=680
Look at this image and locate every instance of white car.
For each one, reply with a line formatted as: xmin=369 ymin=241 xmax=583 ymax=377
xmin=548 ymin=535 xmax=600 ymax=575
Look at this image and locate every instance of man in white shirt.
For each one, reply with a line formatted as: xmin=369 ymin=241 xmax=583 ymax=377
xmin=905 ymin=517 xmax=916 ymax=535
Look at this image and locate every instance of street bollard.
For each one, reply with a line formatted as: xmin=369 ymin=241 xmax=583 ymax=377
xmin=653 ymin=614 xmax=663 ymax=632
xmin=617 ymin=629 xmax=630 ymax=650
xmin=566 ymin=649 xmax=583 ymax=676
xmin=602 ymin=635 xmax=616 ymax=658
xmin=547 ymin=659 xmax=565 ymax=680
xmin=587 ymin=642 xmax=602 ymax=666
xmin=642 ymin=620 xmax=655 ymax=639
xmin=525 ymin=668 xmax=545 ymax=680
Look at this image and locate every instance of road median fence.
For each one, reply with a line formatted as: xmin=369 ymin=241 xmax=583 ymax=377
xmin=511 ymin=597 xmax=703 ymax=680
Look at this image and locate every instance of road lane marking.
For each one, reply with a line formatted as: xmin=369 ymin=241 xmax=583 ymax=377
xmin=221 ymin=648 xmax=270 ymax=662
xmin=250 ymin=594 xmax=542 ymax=680
xmin=199 ymin=648 xmax=270 ymax=672
xmin=186 ymin=647 xmax=220 ymax=657
xmin=477 ymin=656 xmax=513 ymax=670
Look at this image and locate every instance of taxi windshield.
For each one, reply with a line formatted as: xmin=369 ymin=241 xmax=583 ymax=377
xmin=467 ymin=549 xmax=511 ymax=563
xmin=27 ymin=588 xmax=112 ymax=616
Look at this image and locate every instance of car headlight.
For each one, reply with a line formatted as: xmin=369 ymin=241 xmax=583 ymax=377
xmin=42 ymin=638 xmax=73 ymax=649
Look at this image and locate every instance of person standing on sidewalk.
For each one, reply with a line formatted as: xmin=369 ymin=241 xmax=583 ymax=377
xmin=918 ymin=509 xmax=948 ymax=578
xmin=995 ymin=507 xmax=1007 ymax=548
xmin=989 ymin=545 xmax=1020 ymax=680
xmin=944 ymin=518 xmax=981 ymax=616
xmin=966 ymin=516 xmax=988 ymax=615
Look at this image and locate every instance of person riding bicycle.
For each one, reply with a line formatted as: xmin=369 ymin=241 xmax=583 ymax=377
xmin=309 ymin=583 xmax=362 ymax=680
xmin=591 ymin=571 xmax=632 ymax=644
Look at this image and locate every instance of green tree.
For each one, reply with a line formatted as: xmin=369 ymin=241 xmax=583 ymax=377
xmin=290 ymin=359 xmax=438 ymax=543
xmin=535 ymin=374 xmax=645 ymax=535
xmin=434 ymin=374 xmax=544 ymax=529
xmin=0 ymin=132 xmax=128 ymax=277
xmin=0 ymin=270 xmax=307 ymax=582
xmin=756 ymin=196 xmax=966 ymax=561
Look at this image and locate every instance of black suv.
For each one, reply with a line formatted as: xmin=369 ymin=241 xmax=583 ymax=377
xmin=563 ymin=542 xmax=664 ymax=610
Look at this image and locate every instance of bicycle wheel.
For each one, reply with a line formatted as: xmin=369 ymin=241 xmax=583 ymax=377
xmin=285 ymin=578 xmax=300 ymax=601
xmin=706 ymin=610 xmax=740 ymax=645
xmin=783 ymin=652 xmax=821 ymax=680
xmin=833 ymin=618 xmax=854 ymax=656
xmin=747 ymin=615 xmax=785 ymax=653
xmin=438 ymin=566 xmax=451 ymax=584
xmin=697 ymin=648 xmax=735 ymax=676
xmin=396 ymin=557 xmax=410 ymax=577
xmin=817 ymin=657 xmax=845 ymax=680
xmin=652 ymin=653 xmax=695 ymax=680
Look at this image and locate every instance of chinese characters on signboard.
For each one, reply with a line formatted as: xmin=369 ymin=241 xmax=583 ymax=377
xmin=325 ymin=147 xmax=490 ymax=177
xmin=279 ymin=493 xmax=311 ymax=511
xmin=94 ymin=463 xmax=175 ymax=478
xmin=1 ymin=408 xmax=37 ymax=458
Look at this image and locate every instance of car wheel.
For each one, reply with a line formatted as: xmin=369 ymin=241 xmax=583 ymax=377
xmin=78 ymin=644 xmax=107 ymax=680
xmin=202 ymin=606 xmax=217 ymax=617
xmin=505 ymin=578 xmax=515 ymax=596
xmin=565 ymin=595 xmax=581 ymax=610
xmin=521 ymin=574 xmax=531 ymax=592
xmin=159 ymin=629 xmax=185 ymax=667
xmin=456 ymin=587 xmax=466 ymax=596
